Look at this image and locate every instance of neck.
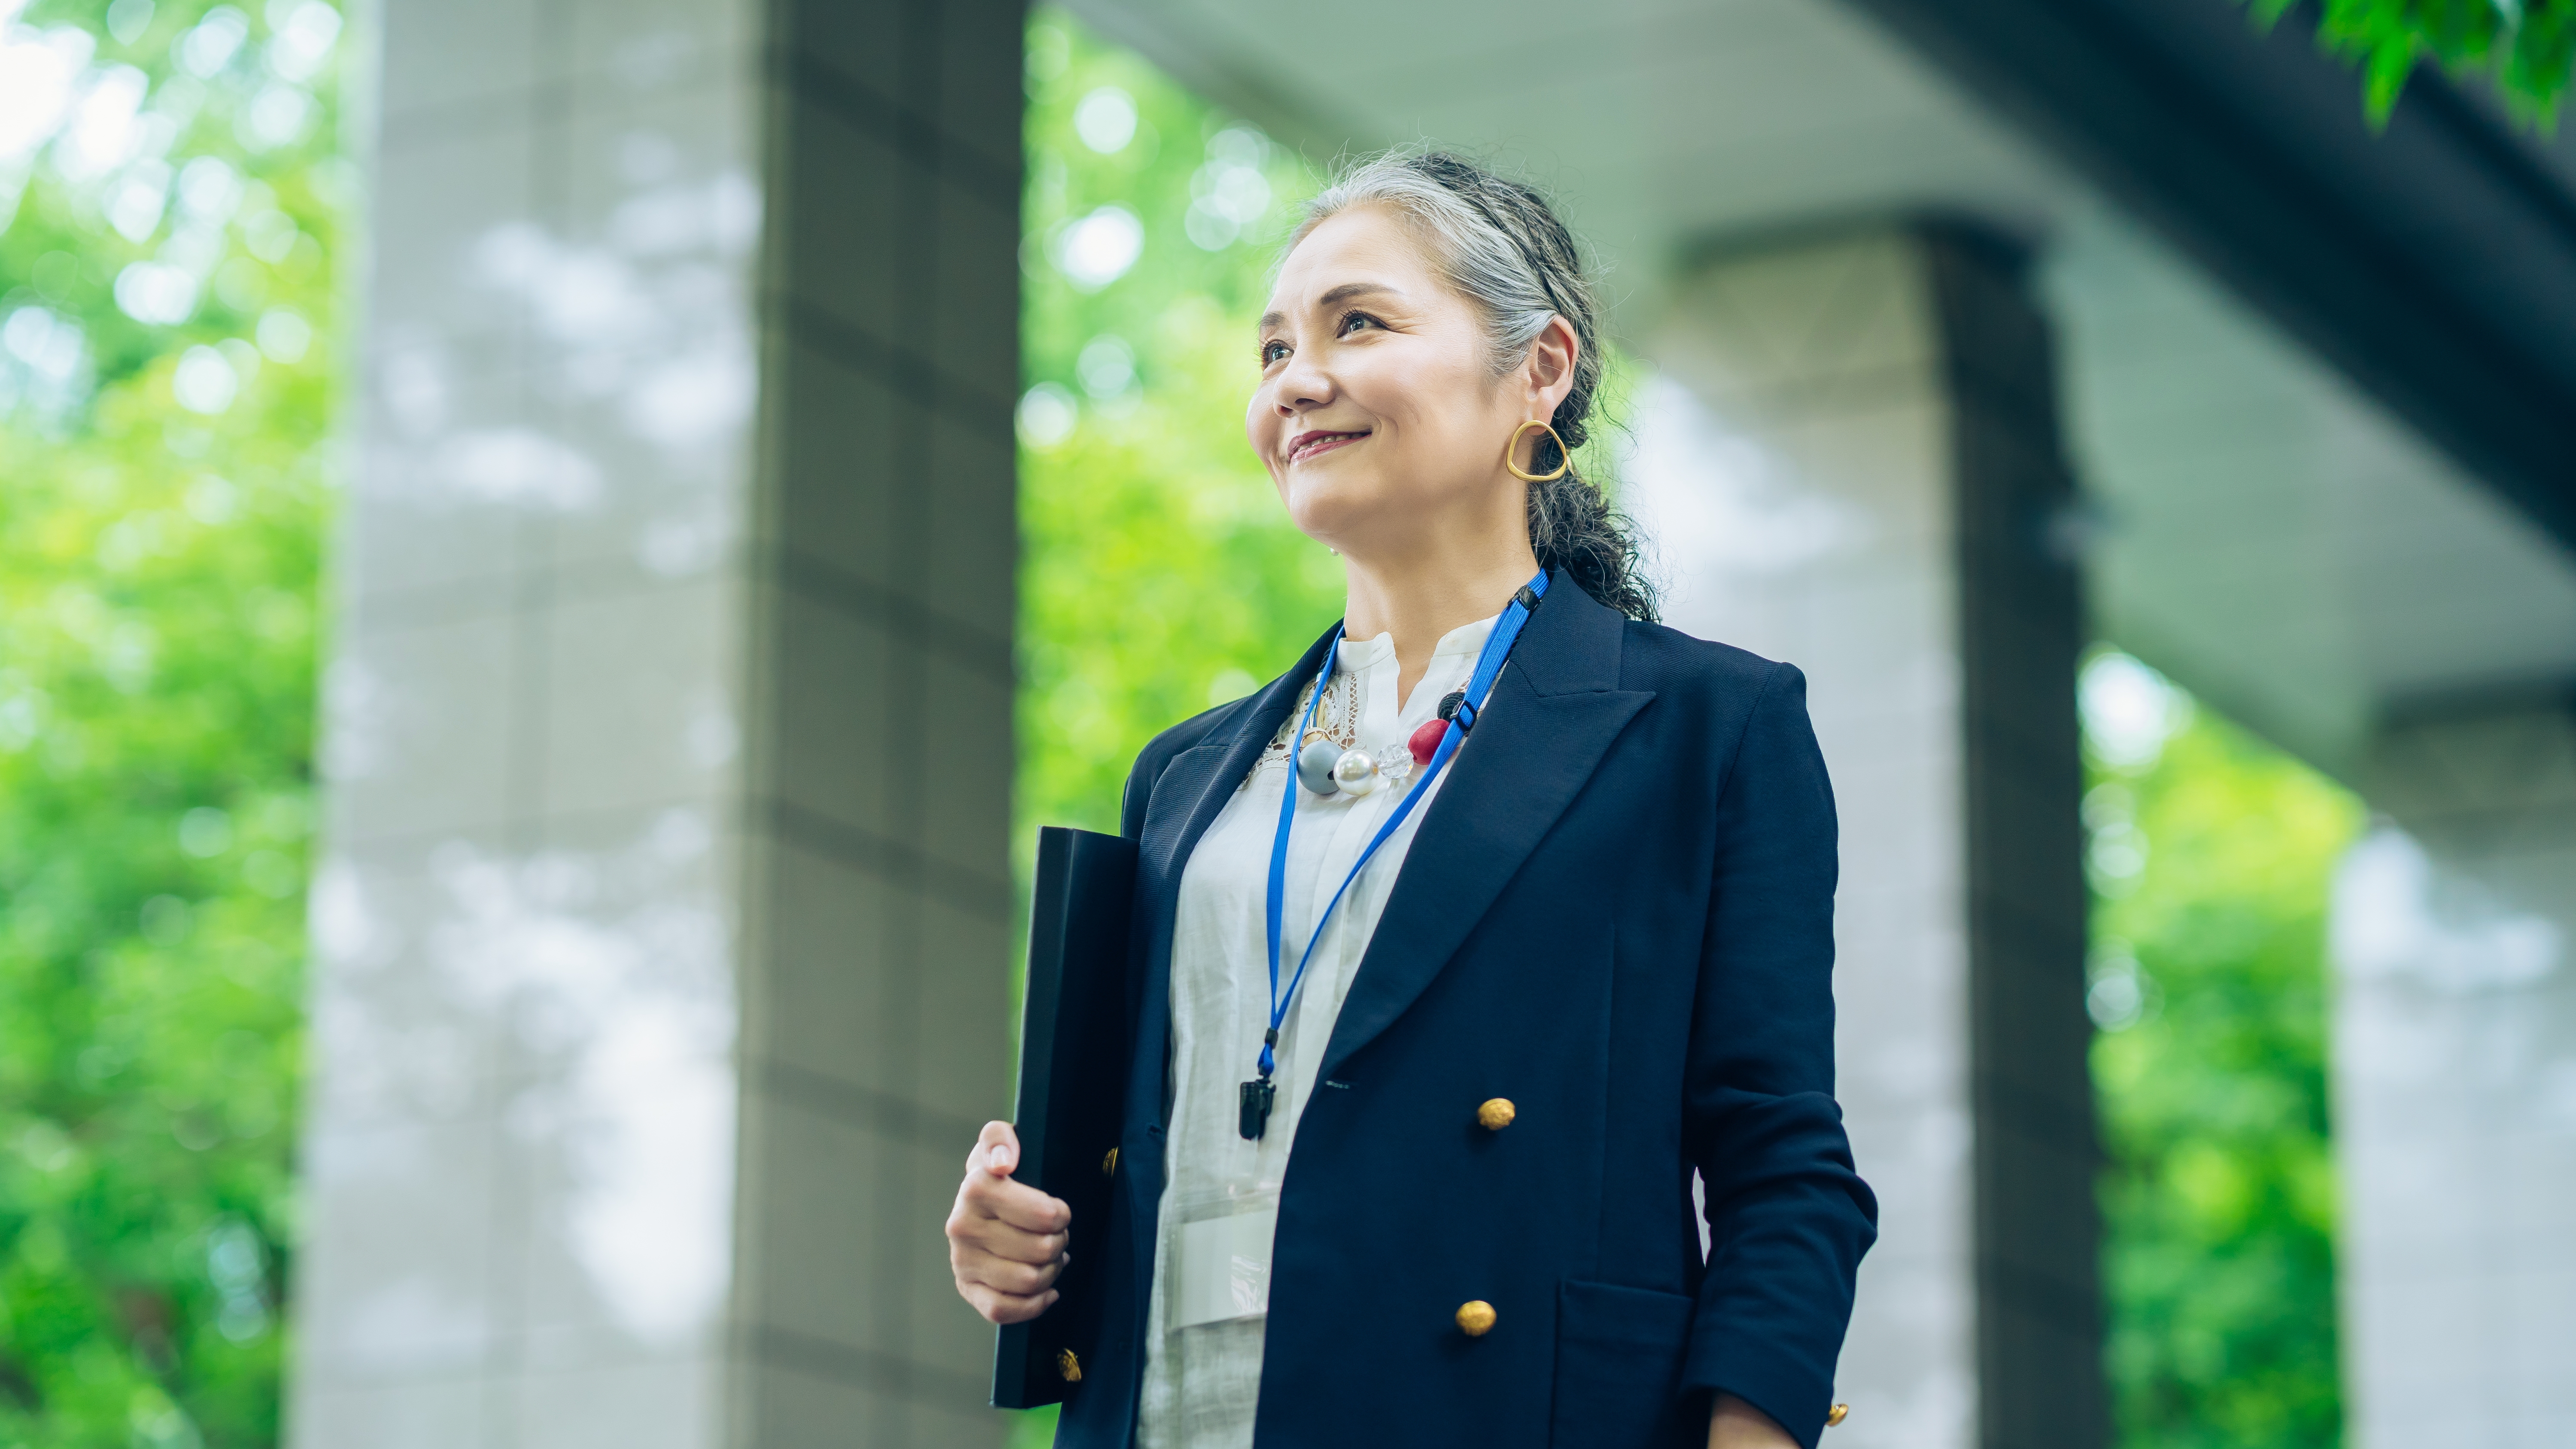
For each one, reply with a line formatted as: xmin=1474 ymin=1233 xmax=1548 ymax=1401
xmin=1340 ymin=533 xmax=1544 ymax=707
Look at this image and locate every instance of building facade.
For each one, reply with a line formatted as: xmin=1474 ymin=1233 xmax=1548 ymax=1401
xmin=292 ymin=0 xmax=2576 ymax=1445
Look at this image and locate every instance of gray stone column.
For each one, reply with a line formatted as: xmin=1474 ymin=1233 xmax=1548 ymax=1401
xmin=290 ymin=0 xmax=1022 ymax=1444
xmin=1628 ymin=223 xmax=2101 ymax=1449
xmin=2332 ymin=696 xmax=2576 ymax=1449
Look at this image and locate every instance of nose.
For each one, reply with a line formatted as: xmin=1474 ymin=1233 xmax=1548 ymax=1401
xmin=1274 ymin=348 xmax=1332 ymax=415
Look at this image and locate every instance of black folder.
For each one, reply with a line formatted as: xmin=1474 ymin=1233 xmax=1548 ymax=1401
xmin=992 ymin=826 xmax=1139 ymax=1410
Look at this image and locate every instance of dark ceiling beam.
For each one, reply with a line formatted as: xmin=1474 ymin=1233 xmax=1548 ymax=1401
xmin=1838 ymin=0 xmax=2576 ymax=556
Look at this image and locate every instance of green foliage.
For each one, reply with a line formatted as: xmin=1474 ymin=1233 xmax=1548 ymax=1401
xmin=2084 ymin=655 xmax=2363 ymax=1449
xmin=1015 ymin=6 xmax=1340 ymax=851
xmin=2248 ymin=0 xmax=2576 ymax=124
xmin=0 ymin=0 xmax=341 ymax=1442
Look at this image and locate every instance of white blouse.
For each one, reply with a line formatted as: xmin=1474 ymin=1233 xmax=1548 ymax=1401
xmin=1135 ymin=613 xmax=1499 ymax=1449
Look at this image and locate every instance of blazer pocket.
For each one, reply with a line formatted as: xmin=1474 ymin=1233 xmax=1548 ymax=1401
xmin=1551 ymin=1279 xmax=1698 ymax=1449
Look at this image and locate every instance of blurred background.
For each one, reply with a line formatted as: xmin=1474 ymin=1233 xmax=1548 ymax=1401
xmin=2 ymin=0 xmax=2571 ymax=1447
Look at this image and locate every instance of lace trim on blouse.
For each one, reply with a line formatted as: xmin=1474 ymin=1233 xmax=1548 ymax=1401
xmin=1247 ymin=667 xmax=1358 ymax=783
xmin=1243 ymin=663 xmax=1426 ymax=793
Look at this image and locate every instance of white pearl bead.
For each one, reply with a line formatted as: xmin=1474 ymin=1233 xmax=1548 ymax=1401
xmin=1331 ymin=747 xmax=1379 ymax=796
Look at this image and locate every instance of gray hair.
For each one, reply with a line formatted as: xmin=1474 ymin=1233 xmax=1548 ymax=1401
xmin=1290 ymin=149 xmax=1654 ymax=621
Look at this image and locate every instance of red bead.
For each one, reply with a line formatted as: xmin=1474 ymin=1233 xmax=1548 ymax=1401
xmin=1408 ymin=718 xmax=1449 ymax=768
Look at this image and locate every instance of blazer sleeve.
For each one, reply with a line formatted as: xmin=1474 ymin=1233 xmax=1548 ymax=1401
xmin=1679 ymin=661 xmax=1879 ymax=1449
xmin=1119 ymin=699 xmax=1241 ymax=841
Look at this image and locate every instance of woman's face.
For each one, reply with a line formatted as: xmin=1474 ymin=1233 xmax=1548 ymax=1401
xmin=1249 ymin=207 xmax=1571 ymax=559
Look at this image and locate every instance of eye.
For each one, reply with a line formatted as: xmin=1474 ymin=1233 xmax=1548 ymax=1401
xmin=1260 ymin=338 xmax=1290 ymax=366
xmin=1337 ymin=310 xmax=1382 ymax=337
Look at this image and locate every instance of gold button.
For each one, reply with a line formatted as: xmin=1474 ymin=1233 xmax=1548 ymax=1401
xmin=1825 ymin=1403 xmax=1848 ymax=1428
xmin=1476 ymin=1098 xmax=1516 ymax=1130
xmin=1057 ymin=1348 xmax=1082 ymax=1382
xmin=1102 ymin=1147 xmax=1118 ymax=1177
xmin=1455 ymin=1300 xmax=1497 ymax=1336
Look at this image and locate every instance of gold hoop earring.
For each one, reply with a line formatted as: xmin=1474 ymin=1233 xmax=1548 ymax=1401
xmin=1504 ymin=419 xmax=1570 ymax=483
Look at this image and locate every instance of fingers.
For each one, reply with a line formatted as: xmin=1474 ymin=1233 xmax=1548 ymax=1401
xmin=959 ymin=1122 xmax=1068 ymax=1236
xmin=960 ymin=1282 xmax=1060 ymax=1325
xmin=966 ymin=1170 xmax=1062 ymax=1222
xmin=948 ymin=1125 xmax=1074 ymax=1325
xmin=963 ymin=1172 xmax=1072 ymax=1235
xmin=949 ymin=1232 xmax=1066 ymax=1324
xmin=954 ymin=1214 xmax=1068 ymax=1266
xmin=957 ymin=1243 xmax=1069 ymax=1298
xmin=995 ymin=1224 xmax=1071 ymax=1265
xmin=948 ymin=1207 xmax=1067 ymax=1323
xmin=949 ymin=1176 xmax=1069 ymax=1262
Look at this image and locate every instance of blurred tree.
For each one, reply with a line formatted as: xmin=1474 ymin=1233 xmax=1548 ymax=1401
xmin=1015 ymin=7 xmax=1341 ymax=851
xmin=0 ymin=0 xmax=342 ymax=1443
xmin=2248 ymin=0 xmax=2576 ymax=123
xmin=2081 ymin=652 xmax=2363 ymax=1449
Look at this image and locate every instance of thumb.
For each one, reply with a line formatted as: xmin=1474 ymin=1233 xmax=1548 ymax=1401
xmin=978 ymin=1121 xmax=1021 ymax=1177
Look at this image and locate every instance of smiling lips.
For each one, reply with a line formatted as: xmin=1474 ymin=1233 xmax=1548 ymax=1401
xmin=1287 ymin=428 xmax=1369 ymax=464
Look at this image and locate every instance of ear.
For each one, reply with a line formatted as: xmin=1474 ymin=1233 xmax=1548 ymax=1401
xmin=1520 ymin=314 xmax=1581 ymax=417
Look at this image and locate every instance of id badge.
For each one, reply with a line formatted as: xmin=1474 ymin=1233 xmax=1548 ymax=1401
xmin=1170 ymin=1186 xmax=1279 ymax=1330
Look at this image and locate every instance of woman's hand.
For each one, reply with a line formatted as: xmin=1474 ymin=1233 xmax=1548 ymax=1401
xmin=945 ymin=1121 xmax=1073 ymax=1324
xmin=1709 ymin=1393 xmax=1798 ymax=1449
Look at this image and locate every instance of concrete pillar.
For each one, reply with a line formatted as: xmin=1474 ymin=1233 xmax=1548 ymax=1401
xmin=1628 ymin=223 xmax=2101 ymax=1449
xmin=290 ymin=0 xmax=1022 ymax=1444
xmin=2332 ymin=696 xmax=2576 ymax=1449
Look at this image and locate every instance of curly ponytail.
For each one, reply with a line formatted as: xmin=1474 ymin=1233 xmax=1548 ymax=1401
xmin=1292 ymin=149 xmax=1657 ymax=622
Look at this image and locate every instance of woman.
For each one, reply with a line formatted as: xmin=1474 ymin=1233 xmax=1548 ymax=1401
xmin=948 ymin=151 xmax=1875 ymax=1449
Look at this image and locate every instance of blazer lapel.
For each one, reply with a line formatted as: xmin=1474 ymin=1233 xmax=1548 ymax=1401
xmin=1126 ymin=623 xmax=1340 ymax=1126
xmin=1136 ymin=623 xmax=1337 ymax=901
xmin=1318 ymin=575 xmax=1654 ymax=1082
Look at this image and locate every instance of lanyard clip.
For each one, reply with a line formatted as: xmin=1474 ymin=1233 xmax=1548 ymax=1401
xmin=1239 ymin=1078 xmax=1276 ymax=1139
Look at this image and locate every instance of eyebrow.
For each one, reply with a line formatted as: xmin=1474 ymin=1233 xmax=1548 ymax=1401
xmin=1258 ymin=282 xmax=1401 ymax=334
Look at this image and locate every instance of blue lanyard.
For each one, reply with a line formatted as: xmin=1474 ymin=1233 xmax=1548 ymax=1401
xmin=1248 ymin=571 xmax=1548 ymax=1122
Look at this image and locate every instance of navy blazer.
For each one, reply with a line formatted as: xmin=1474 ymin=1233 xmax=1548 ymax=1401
xmin=1054 ymin=572 xmax=1876 ymax=1449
